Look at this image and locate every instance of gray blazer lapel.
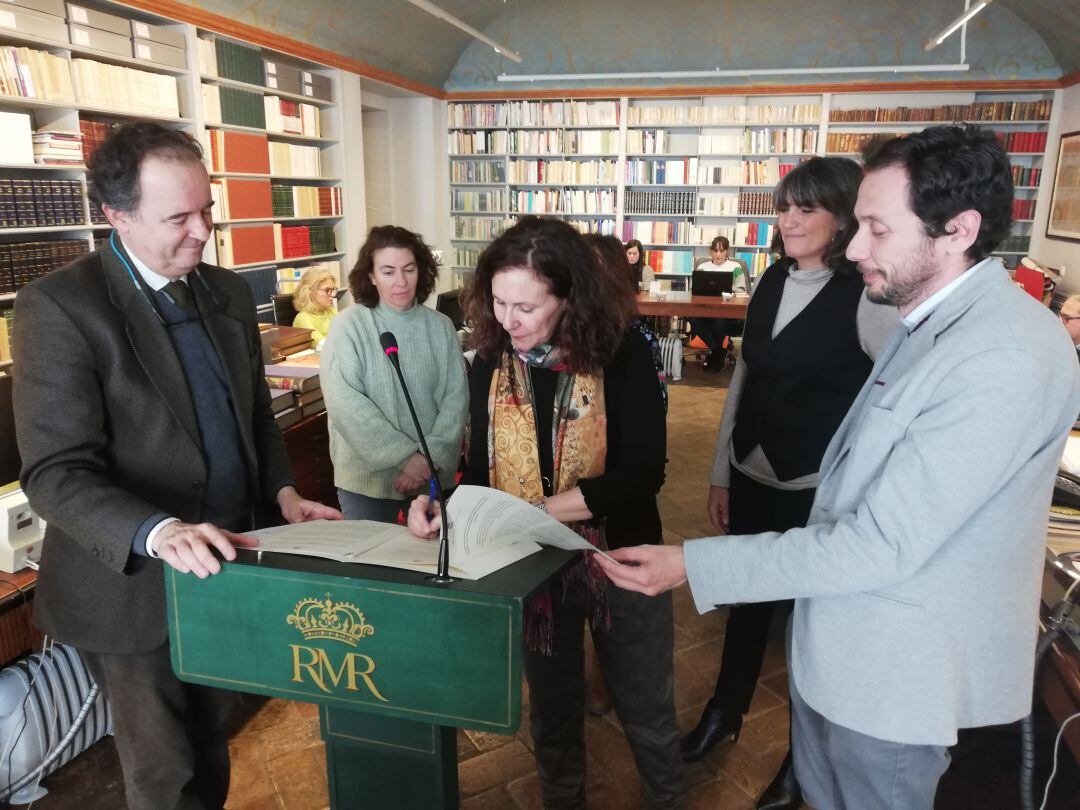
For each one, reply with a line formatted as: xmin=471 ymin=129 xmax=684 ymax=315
xmin=191 ymin=271 xmax=257 ymax=466
xmin=100 ymin=243 xmax=201 ymax=447
xmin=818 ymin=324 xmax=905 ymax=481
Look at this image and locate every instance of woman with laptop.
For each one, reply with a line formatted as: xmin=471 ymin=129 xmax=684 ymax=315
xmin=688 ymin=235 xmax=747 ymax=370
xmin=680 ymin=157 xmax=898 ymax=810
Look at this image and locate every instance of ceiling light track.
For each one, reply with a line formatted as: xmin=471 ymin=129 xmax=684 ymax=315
xmin=404 ymin=0 xmax=522 ymax=63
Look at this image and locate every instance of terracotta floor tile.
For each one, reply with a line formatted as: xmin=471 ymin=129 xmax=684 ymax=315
xmin=686 ymin=774 xmax=756 ymax=810
xmin=268 ymin=744 xmax=329 ymax=810
xmin=457 ymin=739 xmax=534 ymax=797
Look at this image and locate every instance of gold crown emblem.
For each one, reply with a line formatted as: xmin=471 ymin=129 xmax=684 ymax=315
xmin=287 ymin=594 xmax=375 ymax=648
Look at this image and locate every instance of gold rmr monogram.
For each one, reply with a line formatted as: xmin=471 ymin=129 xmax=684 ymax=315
xmin=287 ymin=595 xmax=388 ymax=701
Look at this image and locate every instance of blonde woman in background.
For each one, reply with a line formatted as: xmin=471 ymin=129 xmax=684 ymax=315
xmin=291 ymin=266 xmax=339 ymax=346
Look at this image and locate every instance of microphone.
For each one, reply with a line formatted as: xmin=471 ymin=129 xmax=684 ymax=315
xmin=380 ymin=331 xmax=452 ymax=583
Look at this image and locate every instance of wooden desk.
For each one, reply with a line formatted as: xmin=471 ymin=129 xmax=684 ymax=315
xmin=635 ymin=292 xmax=749 ymax=319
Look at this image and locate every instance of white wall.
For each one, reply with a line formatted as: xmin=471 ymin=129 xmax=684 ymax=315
xmin=358 ymin=94 xmax=451 ymax=298
xmin=1031 ymin=84 xmax=1080 ymax=291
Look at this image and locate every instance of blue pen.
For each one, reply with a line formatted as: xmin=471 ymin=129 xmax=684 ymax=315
xmin=427 ymin=476 xmax=438 ymax=522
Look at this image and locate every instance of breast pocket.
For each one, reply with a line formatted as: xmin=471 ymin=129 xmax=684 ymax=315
xmin=826 ymin=405 xmax=905 ymax=512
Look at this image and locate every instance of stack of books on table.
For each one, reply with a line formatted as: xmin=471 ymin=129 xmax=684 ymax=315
xmin=265 ymin=358 xmax=323 ymax=428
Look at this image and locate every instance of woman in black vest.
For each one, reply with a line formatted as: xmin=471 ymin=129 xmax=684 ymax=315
xmin=680 ymin=158 xmax=898 ymax=810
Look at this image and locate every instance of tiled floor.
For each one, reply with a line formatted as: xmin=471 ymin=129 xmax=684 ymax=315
xmin=16 ymin=362 xmax=1080 ymax=809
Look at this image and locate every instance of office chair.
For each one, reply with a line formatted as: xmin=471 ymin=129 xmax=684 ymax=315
xmin=271 ymin=293 xmax=296 ymax=326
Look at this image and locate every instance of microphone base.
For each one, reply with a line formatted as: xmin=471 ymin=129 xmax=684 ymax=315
xmin=425 ymin=573 xmax=456 ymax=585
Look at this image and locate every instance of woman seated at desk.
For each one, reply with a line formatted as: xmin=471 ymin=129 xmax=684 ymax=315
xmin=291 ymin=266 xmax=340 ymax=347
xmin=688 ymin=235 xmax=747 ymax=371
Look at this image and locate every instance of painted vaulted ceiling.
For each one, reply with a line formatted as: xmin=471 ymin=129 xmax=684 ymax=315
xmin=186 ymin=0 xmax=1079 ymax=93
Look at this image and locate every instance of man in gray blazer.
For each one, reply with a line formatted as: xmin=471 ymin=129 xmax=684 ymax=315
xmin=13 ymin=123 xmax=340 ymax=809
xmin=600 ymin=125 xmax=1080 ymax=808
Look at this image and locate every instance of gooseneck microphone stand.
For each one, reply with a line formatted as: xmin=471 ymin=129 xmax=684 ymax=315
xmin=379 ymin=331 xmax=453 ymax=583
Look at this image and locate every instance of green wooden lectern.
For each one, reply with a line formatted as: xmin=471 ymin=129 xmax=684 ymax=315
xmin=165 ymin=548 xmax=574 ymax=809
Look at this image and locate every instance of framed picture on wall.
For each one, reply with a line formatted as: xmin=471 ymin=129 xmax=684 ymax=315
xmin=1046 ymin=130 xmax=1080 ymax=242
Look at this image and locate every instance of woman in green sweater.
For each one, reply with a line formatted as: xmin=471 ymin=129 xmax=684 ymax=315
xmin=321 ymin=226 xmax=468 ymax=522
xmin=291 ymin=266 xmax=339 ymax=346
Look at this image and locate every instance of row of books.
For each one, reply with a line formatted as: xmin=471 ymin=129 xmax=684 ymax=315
xmin=1012 ymin=199 xmax=1036 ymax=220
xmin=825 ymin=132 xmax=904 ymax=154
xmin=271 ymin=185 xmax=342 ymax=218
xmin=0 ymin=179 xmax=84 ymax=229
xmin=452 ymin=190 xmax=506 ymax=213
xmin=739 ymin=192 xmax=776 ymax=217
xmin=998 ymin=235 xmax=1031 ymax=253
xmin=626 ymin=129 xmax=670 ymax=155
xmin=624 ymin=158 xmax=796 ymax=187
xmin=269 ymin=142 xmax=322 ymax=177
xmin=622 ymin=221 xmax=716 ymax=246
xmin=451 ymin=160 xmax=505 ymax=184
xmin=627 ymin=104 xmax=822 ymax=127
xmin=202 ymin=84 xmax=265 ymax=130
xmin=1012 ymin=165 xmax=1042 ymax=187
xmin=448 ymin=101 xmax=620 ymax=129
xmin=735 ymin=220 xmax=777 ymax=247
xmin=0 ymin=239 xmax=89 ymax=294
xmin=452 ymin=247 xmax=481 ymax=268
xmin=263 ymin=97 xmax=322 ymax=137
xmin=0 ymin=47 xmax=74 ymax=102
xmin=72 ymin=58 xmax=180 ymax=118
xmin=210 ymin=178 xmax=341 ymax=220
xmin=697 ymin=195 xmax=739 ymax=216
xmin=449 ymin=130 xmax=508 ymax=155
xmin=735 ymin=250 xmax=773 ymax=276
xmin=643 ymin=249 xmax=694 ymax=274
xmin=626 ymin=190 xmax=697 ymax=216
xmin=829 ymin=100 xmax=1052 ymax=123
xmin=562 ymin=218 xmax=616 ymax=236
xmin=996 ymin=131 xmax=1049 ymax=153
xmin=704 ymin=129 xmax=817 ymax=155
xmin=79 ymin=119 xmax=114 ymax=165
xmin=507 ymin=159 xmax=617 ymax=185
xmin=204 ymin=130 xmax=326 ymax=178
xmin=453 ymin=216 xmax=513 ymax=241
xmin=208 ymin=38 xmax=264 ymax=87
xmin=510 ymin=189 xmax=616 ymax=215
xmin=214 ymin=223 xmax=337 ymax=267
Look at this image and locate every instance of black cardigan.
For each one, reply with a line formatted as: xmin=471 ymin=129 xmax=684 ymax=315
xmin=464 ymin=330 xmax=667 ymax=548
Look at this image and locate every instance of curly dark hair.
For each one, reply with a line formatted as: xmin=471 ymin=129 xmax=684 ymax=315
xmin=465 ymin=217 xmax=634 ymax=374
xmin=771 ymin=156 xmax=863 ymax=273
xmin=584 ymin=232 xmax=639 ymax=297
xmin=87 ymin=122 xmax=203 ymax=212
xmin=349 ymin=225 xmax=440 ymax=308
xmin=862 ymin=124 xmax=1013 ymax=263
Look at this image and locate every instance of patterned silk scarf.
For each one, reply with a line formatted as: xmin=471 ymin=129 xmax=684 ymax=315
xmin=487 ymin=348 xmax=609 ymax=653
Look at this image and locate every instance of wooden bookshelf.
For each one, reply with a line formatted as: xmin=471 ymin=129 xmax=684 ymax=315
xmin=446 ymin=89 xmax=1056 ymax=278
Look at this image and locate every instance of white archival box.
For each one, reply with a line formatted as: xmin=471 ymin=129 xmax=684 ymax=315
xmin=0 ymin=489 xmax=44 ymax=573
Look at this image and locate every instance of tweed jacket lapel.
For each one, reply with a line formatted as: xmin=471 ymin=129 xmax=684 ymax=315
xmin=100 ymin=239 xmax=201 ymax=447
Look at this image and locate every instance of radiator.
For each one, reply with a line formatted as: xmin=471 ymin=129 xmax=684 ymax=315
xmin=0 ymin=643 xmax=111 ymax=803
xmin=658 ymin=336 xmax=683 ymax=381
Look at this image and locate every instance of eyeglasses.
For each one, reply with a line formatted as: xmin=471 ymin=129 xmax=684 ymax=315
xmin=1061 ymin=313 xmax=1080 ymax=324
xmin=316 ymin=286 xmax=337 ymax=294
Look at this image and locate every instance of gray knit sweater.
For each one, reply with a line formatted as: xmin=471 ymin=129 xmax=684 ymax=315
xmin=321 ymin=301 xmax=468 ymax=499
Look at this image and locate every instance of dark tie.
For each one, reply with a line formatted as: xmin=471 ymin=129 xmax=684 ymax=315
xmin=164 ymin=280 xmax=193 ymax=313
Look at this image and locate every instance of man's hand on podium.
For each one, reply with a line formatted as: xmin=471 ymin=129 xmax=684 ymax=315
xmin=152 ymin=522 xmax=259 ymax=578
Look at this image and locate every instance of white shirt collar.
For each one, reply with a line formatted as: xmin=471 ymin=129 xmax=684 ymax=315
xmin=901 ymin=257 xmax=994 ymax=328
xmin=120 ymin=238 xmax=188 ymax=292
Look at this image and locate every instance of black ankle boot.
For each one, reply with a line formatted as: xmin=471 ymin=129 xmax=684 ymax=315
xmin=680 ymin=705 xmax=742 ymax=762
xmin=756 ymin=750 xmax=802 ymax=810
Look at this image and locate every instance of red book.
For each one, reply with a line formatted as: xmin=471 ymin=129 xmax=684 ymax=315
xmin=220 ymin=178 xmax=273 ymax=220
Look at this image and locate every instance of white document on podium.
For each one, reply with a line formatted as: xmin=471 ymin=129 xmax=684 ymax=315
xmin=245 ymin=485 xmax=610 ymax=579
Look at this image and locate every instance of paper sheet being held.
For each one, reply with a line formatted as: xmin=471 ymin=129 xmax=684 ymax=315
xmin=446 ymin=486 xmax=619 ymax=563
